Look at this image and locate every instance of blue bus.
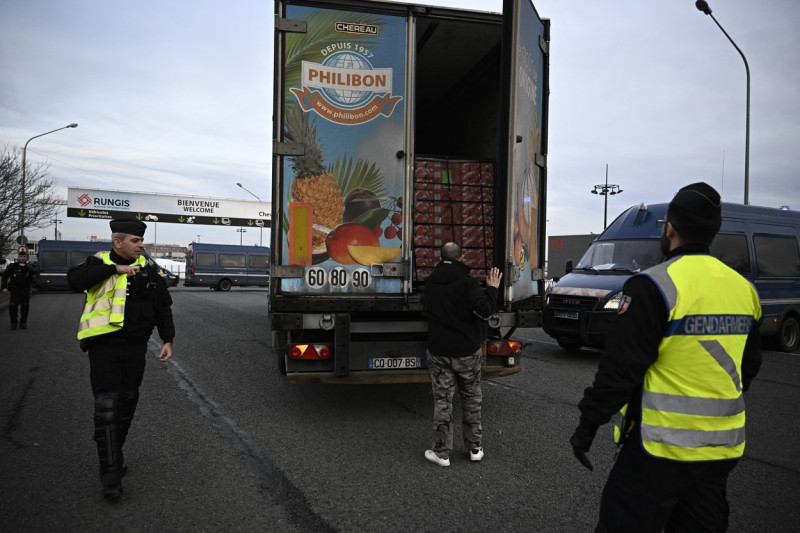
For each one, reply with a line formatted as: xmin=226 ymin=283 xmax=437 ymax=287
xmin=35 ymin=239 xmax=179 ymax=290
xmin=184 ymin=242 xmax=270 ymax=291
xmin=544 ymin=203 xmax=800 ymax=353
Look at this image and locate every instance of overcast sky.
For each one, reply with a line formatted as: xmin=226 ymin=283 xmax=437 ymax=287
xmin=2 ymin=0 xmax=798 ymax=250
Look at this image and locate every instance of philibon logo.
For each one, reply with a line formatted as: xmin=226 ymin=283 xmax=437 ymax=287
xmin=290 ymin=48 xmax=402 ymax=126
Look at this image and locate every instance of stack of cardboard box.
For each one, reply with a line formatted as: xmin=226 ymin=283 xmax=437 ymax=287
xmin=413 ymin=157 xmax=495 ymax=281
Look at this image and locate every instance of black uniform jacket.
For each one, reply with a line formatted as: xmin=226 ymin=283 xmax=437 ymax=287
xmin=424 ymin=260 xmax=498 ymax=357
xmin=67 ymin=250 xmax=175 ymax=345
xmin=577 ymin=244 xmax=762 ymax=431
xmin=1 ymin=261 xmax=38 ymax=290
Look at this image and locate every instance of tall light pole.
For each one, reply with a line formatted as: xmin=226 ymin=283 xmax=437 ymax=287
xmin=695 ymin=0 xmax=750 ymax=205
xmin=20 ymin=123 xmax=78 ymax=243
xmin=236 ymin=228 xmax=247 ymax=246
xmin=590 ymin=164 xmax=623 ymax=230
xmin=51 ymin=218 xmax=63 ymax=240
xmin=236 ymin=182 xmax=263 ymax=246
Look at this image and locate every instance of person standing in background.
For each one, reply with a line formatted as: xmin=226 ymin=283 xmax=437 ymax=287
xmin=1 ymin=250 xmax=38 ymax=330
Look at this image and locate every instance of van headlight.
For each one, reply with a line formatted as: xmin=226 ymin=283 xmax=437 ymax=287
xmin=603 ymin=292 xmax=623 ymax=310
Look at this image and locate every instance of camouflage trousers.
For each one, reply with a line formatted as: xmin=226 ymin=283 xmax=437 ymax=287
xmin=427 ymin=349 xmax=483 ymax=458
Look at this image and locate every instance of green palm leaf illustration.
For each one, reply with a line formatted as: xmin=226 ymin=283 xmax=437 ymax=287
xmin=329 ymin=155 xmax=387 ymax=200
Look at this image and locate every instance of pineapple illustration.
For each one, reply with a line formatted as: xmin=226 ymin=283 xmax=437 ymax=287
xmin=285 ymin=106 xmax=344 ymax=249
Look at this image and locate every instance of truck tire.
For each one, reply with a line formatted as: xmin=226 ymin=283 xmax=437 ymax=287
xmin=557 ymin=337 xmax=583 ymax=352
xmin=217 ymin=279 xmax=232 ymax=291
xmin=775 ymin=316 xmax=800 ymax=353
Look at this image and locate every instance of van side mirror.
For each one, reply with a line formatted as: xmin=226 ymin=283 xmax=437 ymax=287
xmin=565 ymin=260 xmax=573 ymax=274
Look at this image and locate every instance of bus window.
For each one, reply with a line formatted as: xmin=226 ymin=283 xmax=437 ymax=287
xmin=754 ymin=235 xmax=800 ymax=277
xmin=71 ymin=251 xmax=97 ymax=266
xmin=220 ymin=253 xmax=245 ymax=268
xmin=196 ymin=253 xmax=216 ymax=267
xmin=42 ymin=250 xmax=67 ymax=267
xmin=249 ymin=254 xmax=269 ymax=269
xmin=711 ymin=233 xmax=751 ymax=276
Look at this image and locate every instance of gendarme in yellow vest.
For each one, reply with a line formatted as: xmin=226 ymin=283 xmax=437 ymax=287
xmin=614 ymin=254 xmax=761 ymax=461
xmin=77 ymin=252 xmax=147 ymax=340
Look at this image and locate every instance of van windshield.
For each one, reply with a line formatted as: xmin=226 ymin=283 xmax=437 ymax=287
xmin=575 ymin=240 xmax=663 ymax=273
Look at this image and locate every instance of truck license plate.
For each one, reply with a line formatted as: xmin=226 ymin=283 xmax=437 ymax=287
xmin=369 ymin=357 xmax=422 ymax=370
xmin=554 ymin=311 xmax=579 ymax=320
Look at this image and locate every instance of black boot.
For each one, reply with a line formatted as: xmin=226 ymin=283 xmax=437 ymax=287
xmin=94 ymin=392 xmax=124 ymax=500
xmin=118 ymin=390 xmax=139 ymax=477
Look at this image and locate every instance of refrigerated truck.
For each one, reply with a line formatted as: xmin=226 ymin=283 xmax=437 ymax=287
xmin=184 ymin=242 xmax=271 ymax=291
xmin=270 ymin=0 xmax=550 ymax=383
xmin=543 ymin=203 xmax=800 ymax=353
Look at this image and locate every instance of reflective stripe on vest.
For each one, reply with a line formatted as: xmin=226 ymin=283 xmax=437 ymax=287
xmin=77 ymin=252 xmax=146 ymax=340
xmin=630 ymin=254 xmax=761 ymax=461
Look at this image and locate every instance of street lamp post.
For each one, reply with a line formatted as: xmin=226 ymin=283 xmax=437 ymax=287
xmin=590 ymin=164 xmax=623 ymax=229
xmin=695 ymin=0 xmax=750 ymax=205
xmin=236 ymin=182 xmax=263 ymax=246
xmin=51 ymin=218 xmax=63 ymax=240
xmin=20 ymin=123 xmax=78 ymax=243
xmin=236 ymin=228 xmax=247 ymax=246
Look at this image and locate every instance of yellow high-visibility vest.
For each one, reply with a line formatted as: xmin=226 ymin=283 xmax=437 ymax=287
xmin=615 ymin=254 xmax=761 ymax=461
xmin=77 ymin=252 xmax=146 ymax=340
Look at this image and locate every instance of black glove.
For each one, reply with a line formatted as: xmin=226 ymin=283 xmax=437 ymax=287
xmin=569 ymin=416 xmax=599 ymax=471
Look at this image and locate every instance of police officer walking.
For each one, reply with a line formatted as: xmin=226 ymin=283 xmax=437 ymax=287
xmin=1 ymin=249 xmax=38 ymax=330
xmin=569 ymin=183 xmax=762 ymax=532
xmin=67 ymin=219 xmax=175 ymax=501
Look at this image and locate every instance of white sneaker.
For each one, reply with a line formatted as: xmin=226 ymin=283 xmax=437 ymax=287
xmin=425 ymin=450 xmax=450 ymax=467
xmin=470 ymin=447 xmax=484 ymax=462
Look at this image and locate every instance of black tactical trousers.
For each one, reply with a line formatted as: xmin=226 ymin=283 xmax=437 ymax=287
xmin=8 ymin=287 xmax=31 ymax=325
xmin=596 ymin=436 xmax=739 ymax=533
xmin=87 ymin=340 xmax=147 ymax=486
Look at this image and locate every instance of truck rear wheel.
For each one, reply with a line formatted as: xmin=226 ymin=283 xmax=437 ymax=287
xmin=217 ymin=279 xmax=232 ymax=291
xmin=775 ymin=316 xmax=800 ymax=353
xmin=557 ymin=337 xmax=583 ymax=352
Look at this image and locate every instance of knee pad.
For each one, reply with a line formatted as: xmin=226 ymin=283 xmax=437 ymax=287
xmin=94 ymin=393 xmax=119 ymax=425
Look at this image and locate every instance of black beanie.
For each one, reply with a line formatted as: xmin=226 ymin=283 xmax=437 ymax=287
xmin=668 ymin=182 xmax=722 ymax=243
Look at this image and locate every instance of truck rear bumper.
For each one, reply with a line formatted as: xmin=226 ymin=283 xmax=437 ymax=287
xmin=286 ymin=365 xmax=523 ymax=385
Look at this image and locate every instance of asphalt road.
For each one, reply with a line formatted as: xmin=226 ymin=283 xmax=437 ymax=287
xmin=1 ymin=288 xmax=798 ymax=532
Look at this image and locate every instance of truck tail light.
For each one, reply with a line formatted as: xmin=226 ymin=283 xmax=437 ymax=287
xmin=289 ymin=344 xmax=332 ymax=360
xmin=486 ymin=340 xmax=523 ymax=356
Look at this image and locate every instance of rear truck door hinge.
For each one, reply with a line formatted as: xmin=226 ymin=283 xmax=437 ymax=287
xmin=273 ymin=141 xmax=304 ymax=156
xmin=276 ymin=16 xmax=307 ymax=33
xmin=272 ymin=265 xmax=305 ymax=278
xmin=372 ymin=262 xmax=409 ymax=278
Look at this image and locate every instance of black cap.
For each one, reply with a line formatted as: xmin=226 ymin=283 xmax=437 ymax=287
xmin=110 ymin=218 xmax=147 ymax=237
xmin=669 ymin=182 xmax=721 ymax=220
xmin=18 ymin=250 xmax=28 ymax=256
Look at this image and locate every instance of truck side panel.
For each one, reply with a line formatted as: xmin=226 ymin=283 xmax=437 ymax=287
xmin=277 ymin=2 xmax=408 ymax=296
xmin=502 ymin=0 xmax=549 ymax=305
